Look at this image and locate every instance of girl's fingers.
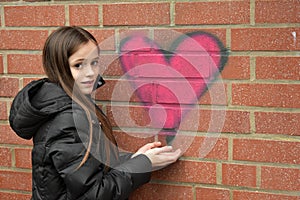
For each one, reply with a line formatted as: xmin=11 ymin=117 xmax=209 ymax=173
xmin=136 ymin=142 xmax=163 ymax=154
xmin=158 ymin=149 xmax=181 ymax=156
xmin=144 ymin=147 xmax=182 ymax=168
xmin=152 ymin=142 xmax=162 ymax=149
xmin=145 ymin=142 xmax=162 ymax=149
xmin=151 ymin=146 xmax=173 ymax=154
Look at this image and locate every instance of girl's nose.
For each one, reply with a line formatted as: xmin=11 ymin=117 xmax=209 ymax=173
xmin=85 ymin=64 xmax=95 ymax=76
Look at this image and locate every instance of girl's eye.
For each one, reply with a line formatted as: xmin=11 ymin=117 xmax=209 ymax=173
xmin=74 ymin=63 xmax=83 ymax=68
xmin=91 ymin=60 xmax=99 ymax=66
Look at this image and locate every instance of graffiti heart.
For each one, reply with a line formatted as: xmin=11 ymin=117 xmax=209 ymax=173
xmin=119 ymin=31 xmax=228 ymax=138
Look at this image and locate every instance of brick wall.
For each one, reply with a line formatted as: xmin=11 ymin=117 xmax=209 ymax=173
xmin=0 ymin=0 xmax=299 ymax=200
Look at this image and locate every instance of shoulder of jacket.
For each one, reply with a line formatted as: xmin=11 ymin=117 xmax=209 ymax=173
xmin=44 ymin=107 xmax=88 ymax=145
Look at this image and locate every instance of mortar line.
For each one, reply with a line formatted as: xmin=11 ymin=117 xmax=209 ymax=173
xmin=229 ymin=190 xmax=233 ymax=200
xmin=228 ymin=137 xmax=233 ymax=161
xmin=250 ymin=56 xmax=256 ymax=81
xmin=5 ymin=101 xmax=10 ymax=121
xmin=0 ymin=189 xmax=31 ymax=195
xmin=216 ymin=162 xmax=222 ymax=185
xmin=11 ymin=147 xmax=16 ymax=168
xmin=99 ymin=3 xmax=103 ymax=27
xmin=0 ymin=5 xmax=4 ymax=28
xmin=226 ymin=28 xmax=231 ymax=51
xmin=65 ymin=4 xmax=69 ymax=26
xmin=170 ymin=1 xmax=175 ymax=27
xmin=256 ymin=165 xmax=261 ymax=189
xmin=115 ymin=28 xmax=120 ymax=54
xmin=250 ymin=111 xmax=256 ymax=135
xmin=192 ymin=185 xmax=196 ymax=200
xmin=227 ymin=81 xmax=232 ymax=108
xmin=250 ymin=0 xmax=256 ymax=26
xmin=0 ymin=166 xmax=32 ymax=173
xmin=19 ymin=78 xmax=23 ymax=90
xmin=3 ymin=53 xmax=7 ymax=74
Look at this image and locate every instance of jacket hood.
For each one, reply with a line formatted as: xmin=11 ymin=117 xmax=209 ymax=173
xmin=9 ymin=78 xmax=73 ymax=140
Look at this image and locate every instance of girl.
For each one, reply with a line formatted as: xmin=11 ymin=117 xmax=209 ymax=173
xmin=9 ymin=26 xmax=181 ymax=200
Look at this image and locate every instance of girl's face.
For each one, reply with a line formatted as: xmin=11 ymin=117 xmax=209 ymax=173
xmin=69 ymin=41 xmax=100 ymax=95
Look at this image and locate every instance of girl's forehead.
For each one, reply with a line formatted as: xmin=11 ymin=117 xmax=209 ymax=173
xmin=70 ymin=41 xmax=99 ymax=61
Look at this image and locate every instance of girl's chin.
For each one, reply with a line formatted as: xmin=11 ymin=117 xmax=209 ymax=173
xmin=79 ymin=87 xmax=93 ymax=95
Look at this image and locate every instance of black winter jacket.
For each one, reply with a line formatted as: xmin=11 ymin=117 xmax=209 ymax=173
xmin=9 ymin=78 xmax=152 ymax=200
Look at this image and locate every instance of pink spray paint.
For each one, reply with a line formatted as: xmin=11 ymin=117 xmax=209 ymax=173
xmin=119 ymin=31 xmax=228 ymax=141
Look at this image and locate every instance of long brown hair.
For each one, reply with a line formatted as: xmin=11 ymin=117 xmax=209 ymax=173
xmin=42 ymin=26 xmax=117 ymax=169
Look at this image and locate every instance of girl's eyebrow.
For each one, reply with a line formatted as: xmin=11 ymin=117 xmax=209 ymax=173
xmin=70 ymin=56 xmax=99 ymax=65
xmin=69 ymin=58 xmax=84 ymax=64
xmin=92 ymin=56 xmax=100 ymax=59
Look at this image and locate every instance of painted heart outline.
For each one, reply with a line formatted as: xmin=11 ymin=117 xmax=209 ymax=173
xmin=118 ymin=31 xmax=228 ymax=132
xmin=106 ymin=30 xmax=229 ymax=165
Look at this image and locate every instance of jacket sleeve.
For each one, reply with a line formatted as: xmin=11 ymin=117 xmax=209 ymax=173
xmin=119 ymin=152 xmax=134 ymax=163
xmin=46 ymin=111 xmax=152 ymax=200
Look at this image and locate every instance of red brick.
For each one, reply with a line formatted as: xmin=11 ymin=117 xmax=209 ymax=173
xmin=261 ymin=166 xmax=300 ymax=191
xmin=255 ymin=0 xmax=300 ymax=24
xmin=198 ymin=82 xmax=228 ymax=105
xmin=152 ymin=160 xmax=216 ymax=184
xmin=233 ymin=190 xmax=299 ymax=200
xmin=130 ymin=183 xmax=193 ymax=200
xmin=221 ymin=56 xmax=250 ymax=80
xmin=95 ymin=80 xmax=117 ymax=101
xmin=0 ymin=170 xmax=31 ymax=191
xmin=107 ymin=78 xmax=226 ymax=106
xmin=97 ymin=80 xmax=226 ymax=106
xmin=98 ymin=54 xmax=123 ymax=76
xmin=5 ymin=5 xmax=65 ymax=27
xmin=0 ymin=148 xmax=12 ymax=167
xmin=233 ymin=139 xmax=300 ymax=164
xmin=256 ymin=57 xmax=300 ymax=80
xmin=69 ymin=5 xmax=99 ymax=26
xmin=231 ymin=28 xmax=300 ymax=51
xmin=0 ymin=192 xmax=31 ymax=200
xmin=88 ymin=29 xmax=115 ymax=51
xmin=195 ymin=187 xmax=230 ymax=200
xmin=113 ymin=130 xmax=154 ymax=153
xmin=103 ymin=80 xmax=152 ymax=103
xmin=120 ymin=29 xmax=150 ymax=42
xmin=0 ymin=102 xmax=7 ymax=120
xmin=188 ymin=109 xmax=250 ymax=134
xmin=15 ymin=148 xmax=32 ymax=169
xmin=108 ymin=105 xmax=250 ymax=134
xmin=7 ymin=54 xmax=44 ymax=74
xmin=98 ymin=62 xmax=228 ymax=108
xmin=232 ymin=83 xmax=300 ymax=108
xmin=222 ymin=163 xmax=256 ymax=187
xmin=154 ymin=29 xmax=227 ymax=49
xmin=103 ymin=3 xmax=170 ymax=26
xmin=23 ymin=77 xmax=41 ymax=87
xmin=0 ymin=54 xmax=3 ymax=74
xmin=107 ymin=105 xmax=151 ymax=128
xmin=255 ymin=112 xmax=300 ymax=136
xmin=175 ymin=1 xmax=250 ymax=25
xmin=176 ymin=136 xmax=228 ymax=160
xmin=0 ymin=77 xmax=19 ymax=97
xmin=0 ymin=30 xmax=48 ymax=50
xmin=0 ymin=125 xmax=32 ymax=146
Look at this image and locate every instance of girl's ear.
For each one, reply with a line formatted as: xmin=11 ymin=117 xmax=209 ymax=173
xmin=93 ymin=75 xmax=106 ymax=90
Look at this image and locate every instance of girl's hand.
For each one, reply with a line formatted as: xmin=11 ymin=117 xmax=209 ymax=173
xmin=143 ymin=146 xmax=181 ymax=168
xmin=131 ymin=142 xmax=162 ymax=158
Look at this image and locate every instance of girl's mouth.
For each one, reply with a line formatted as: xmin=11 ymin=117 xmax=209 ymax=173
xmin=82 ymin=80 xmax=94 ymax=86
